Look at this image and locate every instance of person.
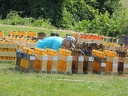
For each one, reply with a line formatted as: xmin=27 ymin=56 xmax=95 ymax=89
xmin=37 ymin=32 xmax=46 ymax=39
xmin=35 ymin=36 xmax=76 ymax=51
xmin=32 ymin=32 xmax=46 ymax=41
xmin=50 ymin=31 xmax=59 ymax=37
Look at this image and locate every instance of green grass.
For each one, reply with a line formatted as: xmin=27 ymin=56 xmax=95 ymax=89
xmin=0 ymin=63 xmax=128 ymax=96
xmin=0 ymin=24 xmax=74 ymax=37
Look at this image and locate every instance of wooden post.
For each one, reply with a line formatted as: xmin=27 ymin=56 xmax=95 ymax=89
xmin=77 ymin=56 xmax=84 ymax=74
xmin=118 ymin=57 xmax=124 ymax=75
xmin=101 ymin=62 xmax=106 ymax=75
xmin=58 ymin=55 xmax=72 ymax=74
xmin=20 ymin=58 xmax=24 ymax=71
xmin=93 ymin=56 xmax=106 ymax=74
xmin=72 ymin=56 xmax=78 ymax=74
xmin=84 ymin=56 xmax=94 ymax=74
xmin=34 ymin=55 xmax=41 ymax=73
xmin=51 ymin=56 xmax=58 ymax=74
xmin=123 ymin=57 xmax=128 ymax=74
xmin=65 ymin=56 xmax=72 ymax=74
xmin=15 ymin=56 xmax=21 ymax=70
xmin=106 ymin=57 xmax=118 ymax=75
xmin=42 ymin=55 xmax=48 ymax=73
xmin=28 ymin=55 xmax=35 ymax=72
xmin=24 ymin=54 xmax=35 ymax=72
xmin=100 ymin=58 xmax=106 ymax=74
xmin=112 ymin=57 xmax=118 ymax=75
xmin=88 ymin=62 xmax=93 ymax=74
xmin=93 ymin=57 xmax=100 ymax=74
xmin=88 ymin=56 xmax=94 ymax=74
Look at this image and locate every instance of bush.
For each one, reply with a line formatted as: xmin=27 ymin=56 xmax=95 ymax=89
xmin=0 ymin=10 xmax=55 ymax=29
xmin=32 ymin=18 xmax=55 ymax=29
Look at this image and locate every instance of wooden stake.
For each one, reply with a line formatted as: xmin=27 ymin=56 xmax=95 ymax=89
xmin=51 ymin=56 xmax=58 ymax=74
xmin=77 ymin=56 xmax=84 ymax=74
xmin=65 ymin=56 xmax=72 ymax=74
xmin=42 ymin=55 xmax=48 ymax=73
xmin=124 ymin=57 xmax=128 ymax=74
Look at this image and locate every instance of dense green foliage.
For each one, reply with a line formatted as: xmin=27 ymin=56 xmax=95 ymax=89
xmin=0 ymin=0 xmax=128 ymax=37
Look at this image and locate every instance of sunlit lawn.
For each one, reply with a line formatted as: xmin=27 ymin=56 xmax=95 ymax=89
xmin=121 ymin=0 xmax=128 ymax=9
xmin=0 ymin=62 xmax=128 ymax=96
xmin=0 ymin=24 xmax=73 ymax=37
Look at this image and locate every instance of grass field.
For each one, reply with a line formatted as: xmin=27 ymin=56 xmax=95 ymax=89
xmin=121 ymin=0 xmax=128 ymax=9
xmin=0 ymin=62 xmax=128 ymax=96
xmin=0 ymin=24 xmax=74 ymax=37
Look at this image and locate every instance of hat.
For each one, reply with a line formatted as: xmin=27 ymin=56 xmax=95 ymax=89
xmin=66 ymin=36 xmax=76 ymax=48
